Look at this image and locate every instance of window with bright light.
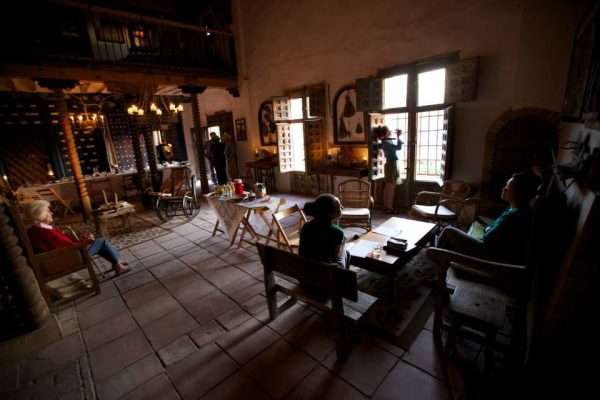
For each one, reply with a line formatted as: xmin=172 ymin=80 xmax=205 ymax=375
xmin=418 ymin=68 xmax=445 ymax=107
xmin=208 ymin=125 xmax=220 ymax=139
xmin=415 ymin=110 xmax=445 ymax=181
xmin=383 ymin=74 xmax=408 ymax=109
xmin=372 ymin=113 xmax=409 ymax=180
xmin=290 ymin=123 xmax=306 ymax=172
xmin=290 ymin=97 xmax=303 ymax=120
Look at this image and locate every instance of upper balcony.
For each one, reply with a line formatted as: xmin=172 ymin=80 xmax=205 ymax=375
xmin=0 ymin=0 xmax=238 ymax=89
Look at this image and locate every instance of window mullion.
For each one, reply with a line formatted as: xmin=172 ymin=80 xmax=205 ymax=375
xmin=407 ymin=66 xmax=417 ymax=187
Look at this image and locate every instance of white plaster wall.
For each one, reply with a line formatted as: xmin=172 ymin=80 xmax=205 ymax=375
xmin=210 ymin=0 xmax=585 ymax=189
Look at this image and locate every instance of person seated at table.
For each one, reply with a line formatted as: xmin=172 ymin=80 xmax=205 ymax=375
xmin=24 ymin=200 xmax=129 ymax=276
xmin=437 ymin=170 xmax=541 ymax=265
xmin=300 ymin=194 xmax=350 ymax=269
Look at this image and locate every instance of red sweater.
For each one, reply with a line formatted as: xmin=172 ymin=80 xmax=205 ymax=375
xmin=27 ymin=225 xmax=75 ymax=254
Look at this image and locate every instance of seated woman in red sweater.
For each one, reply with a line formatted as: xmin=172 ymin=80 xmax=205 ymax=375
xmin=25 ymin=200 xmax=129 ymax=276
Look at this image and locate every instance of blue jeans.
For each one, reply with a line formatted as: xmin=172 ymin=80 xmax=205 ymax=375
xmin=88 ymin=237 xmax=120 ymax=264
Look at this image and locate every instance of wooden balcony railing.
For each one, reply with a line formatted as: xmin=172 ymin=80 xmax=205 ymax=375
xmin=0 ymin=1 xmax=237 ymax=82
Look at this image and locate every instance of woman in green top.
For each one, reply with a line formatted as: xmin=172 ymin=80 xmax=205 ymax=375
xmin=299 ymin=194 xmax=350 ymax=269
xmin=437 ymin=171 xmax=541 ymax=265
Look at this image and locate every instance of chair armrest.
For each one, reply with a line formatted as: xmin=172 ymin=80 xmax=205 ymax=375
xmin=36 ymin=240 xmax=92 ymax=258
xmin=414 ymin=191 xmax=443 ymax=205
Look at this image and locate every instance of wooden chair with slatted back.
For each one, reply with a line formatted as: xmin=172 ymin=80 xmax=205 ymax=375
xmin=266 ymin=204 xmax=307 ymax=253
xmin=36 ymin=187 xmax=77 ymax=218
xmin=4 ymin=200 xmax=100 ymax=306
xmin=337 ymin=179 xmax=373 ymax=232
xmin=89 ymin=177 xmax=114 ymax=208
xmin=410 ymin=180 xmax=471 ymax=230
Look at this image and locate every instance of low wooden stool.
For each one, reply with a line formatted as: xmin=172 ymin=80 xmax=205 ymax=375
xmin=93 ymin=202 xmax=136 ymax=239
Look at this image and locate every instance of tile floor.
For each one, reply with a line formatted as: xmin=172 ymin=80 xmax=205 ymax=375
xmin=0 ymin=193 xmax=479 ymax=400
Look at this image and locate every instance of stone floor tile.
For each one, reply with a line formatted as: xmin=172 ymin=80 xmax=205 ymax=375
xmin=372 ymin=360 xmax=453 ymax=400
xmin=323 ymin=341 xmax=399 ymax=397
xmin=172 ymin=223 xmax=199 ymax=235
xmin=166 ymin=343 xmax=238 ymax=400
xmin=153 ymin=232 xmax=181 ymax=244
xmin=75 ymin=282 xmax=119 ymax=311
xmin=201 ymin=372 xmax=271 ymax=400
xmin=130 ymin=293 xmax=183 ymax=326
xmin=401 ymin=329 xmax=442 ymax=378
xmin=267 ymin=303 xmax=313 ymax=335
xmin=219 ymin=247 xmax=259 ymax=264
xmin=179 ymin=249 xmax=214 ymax=266
xmin=169 ymin=242 xmax=201 ymax=258
xmin=148 ymin=258 xmax=187 ymax=279
xmin=78 ymin=296 xmax=128 ymax=330
xmin=216 ymin=305 xmax=252 ymax=331
xmin=188 ymin=320 xmax=226 ymax=349
xmin=184 ymin=229 xmax=212 ymax=243
xmin=235 ymin=259 xmax=263 ymax=277
xmin=243 ymin=339 xmax=317 ymax=399
xmin=241 ymin=293 xmax=268 ymax=316
xmin=83 ymin=311 xmax=137 ymax=351
xmin=286 ymin=366 xmax=369 ymax=400
xmin=214 ymin=317 xmax=264 ymax=349
xmin=157 ymin=335 xmax=198 ymax=366
xmin=187 ymin=256 xmax=230 ymax=275
xmin=129 ymin=240 xmax=159 ymax=252
xmin=139 ymin=251 xmax=175 ymax=269
xmin=285 ymin=314 xmax=336 ymax=362
xmin=221 ymin=275 xmax=263 ymax=303
xmin=132 ymin=244 xmax=166 ymax=260
xmin=113 ymin=270 xmax=156 ymax=294
xmin=220 ymin=324 xmax=279 ymax=365
xmin=122 ymin=281 xmax=168 ymax=309
xmin=170 ymin=277 xmax=216 ymax=305
xmin=185 ymin=291 xmax=237 ymax=325
xmin=118 ymin=373 xmax=179 ymax=400
xmin=143 ymin=309 xmax=199 ymax=350
xmin=159 ymin=236 xmax=190 ymax=250
xmin=95 ymin=354 xmax=163 ymax=400
xmin=203 ymin=266 xmax=249 ymax=289
xmin=89 ymin=329 xmax=153 ymax=382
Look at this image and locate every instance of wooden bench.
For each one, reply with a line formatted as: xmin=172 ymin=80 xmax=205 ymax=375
xmin=256 ymin=243 xmax=377 ymax=358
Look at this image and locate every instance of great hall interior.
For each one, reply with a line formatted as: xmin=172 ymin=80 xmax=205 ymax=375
xmin=0 ymin=1 xmax=598 ymax=399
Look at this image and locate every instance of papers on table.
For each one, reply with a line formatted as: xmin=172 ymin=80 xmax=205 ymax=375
xmin=372 ymin=226 xmax=402 ymax=237
xmin=346 ymin=240 xmax=380 ymax=258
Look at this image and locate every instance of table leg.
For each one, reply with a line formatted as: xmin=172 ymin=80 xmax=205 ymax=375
xmin=238 ymin=209 xmax=260 ymax=246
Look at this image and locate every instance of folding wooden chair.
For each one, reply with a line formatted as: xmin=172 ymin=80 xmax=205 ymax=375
xmin=36 ymin=187 xmax=77 ymax=218
xmin=266 ymin=204 xmax=307 ymax=253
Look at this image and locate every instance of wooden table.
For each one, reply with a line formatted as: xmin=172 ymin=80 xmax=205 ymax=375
xmin=205 ymin=194 xmax=283 ymax=246
xmin=93 ymin=202 xmax=136 ymax=238
xmin=312 ymin=166 xmax=368 ymax=195
xmin=348 ymin=217 xmax=436 ymax=298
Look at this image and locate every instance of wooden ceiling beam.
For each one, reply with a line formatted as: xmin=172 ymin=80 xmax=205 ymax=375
xmin=0 ymin=63 xmax=238 ymax=92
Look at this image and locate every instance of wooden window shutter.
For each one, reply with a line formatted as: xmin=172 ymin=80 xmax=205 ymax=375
xmin=445 ymin=57 xmax=479 ymax=103
xmin=356 ymin=77 xmax=382 ymax=112
xmin=277 ymin=122 xmax=293 ymax=172
xmin=304 ymin=119 xmax=325 ymax=173
xmin=308 ymin=84 xmax=328 ymax=118
xmin=439 ymin=106 xmax=454 ymax=183
xmin=272 ymin=96 xmax=290 ymax=121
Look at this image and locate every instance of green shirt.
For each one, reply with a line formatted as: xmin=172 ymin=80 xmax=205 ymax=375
xmin=483 ymin=206 xmax=532 ymax=264
xmin=299 ymin=220 xmax=345 ymax=264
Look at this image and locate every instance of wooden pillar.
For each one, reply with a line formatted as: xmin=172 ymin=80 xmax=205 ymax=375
xmin=0 ymin=199 xmax=50 ymax=330
xmin=180 ymin=86 xmax=209 ymax=194
xmin=142 ymin=121 xmax=161 ymax=191
xmin=36 ymin=79 xmax=92 ymax=220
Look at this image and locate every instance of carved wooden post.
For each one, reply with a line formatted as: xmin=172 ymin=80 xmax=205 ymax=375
xmin=129 ymin=114 xmax=146 ymax=191
xmin=180 ymin=86 xmax=209 ymax=194
xmin=0 ymin=199 xmax=50 ymax=330
xmin=36 ymin=79 xmax=92 ymax=220
xmin=142 ymin=121 xmax=161 ymax=191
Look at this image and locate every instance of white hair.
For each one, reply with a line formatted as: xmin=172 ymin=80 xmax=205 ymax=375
xmin=24 ymin=200 xmax=51 ymax=224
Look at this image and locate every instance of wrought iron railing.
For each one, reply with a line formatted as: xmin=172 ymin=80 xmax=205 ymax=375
xmin=1 ymin=0 xmax=237 ymax=79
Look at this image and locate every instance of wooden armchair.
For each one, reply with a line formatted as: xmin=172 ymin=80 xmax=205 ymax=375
xmin=410 ymin=180 xmax=470 ymax=229
xmin=256 ymin=242 xmax=377 ymax=358
xmin=337 ymin=179 xmax=373 ymax=232
xmin=5 ymin=200 xmax=100 ymax=306
xmin=266 ymin=204 xmax=307 ymax=253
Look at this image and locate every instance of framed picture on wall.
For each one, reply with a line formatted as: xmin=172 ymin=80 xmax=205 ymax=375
xmin=258 ymin=100 xmax=278 ymax=146
xmin=562 ymin=3 xmax=598 ymax=121
xmin=333 ymin=85 xmax=367 ymax=145
xmin=235 ymin=118 xmax=247 ymax=141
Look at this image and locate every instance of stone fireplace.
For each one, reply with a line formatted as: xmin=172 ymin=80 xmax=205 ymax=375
xmin=481 ymin=107 xmax=561 ymax=200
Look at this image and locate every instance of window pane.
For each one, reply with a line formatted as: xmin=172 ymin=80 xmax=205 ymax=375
xmin=290 ymin=98 xmax=303 ymax=119
xmin=383 ymin=74 xmax=407 ymax=109
xmin=417 ymin=68 xmax=445 ymax=107
xmin=415 ymin=110 xmax=444 ymax=181
xmin=290 ymin=122 xmax=306 ymax=172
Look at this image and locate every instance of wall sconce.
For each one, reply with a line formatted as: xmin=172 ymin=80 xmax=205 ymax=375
xmin=255 ymin=147 xmax=260 ymax=158
xmin=327 ymin=149 xmax=333 ymax=161
xmin=46 ymin=163 xmax=55 ymax=180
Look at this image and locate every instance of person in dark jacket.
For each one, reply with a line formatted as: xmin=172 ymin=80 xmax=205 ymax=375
xmin=209 ymin=132 xmax=227 ymax=185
